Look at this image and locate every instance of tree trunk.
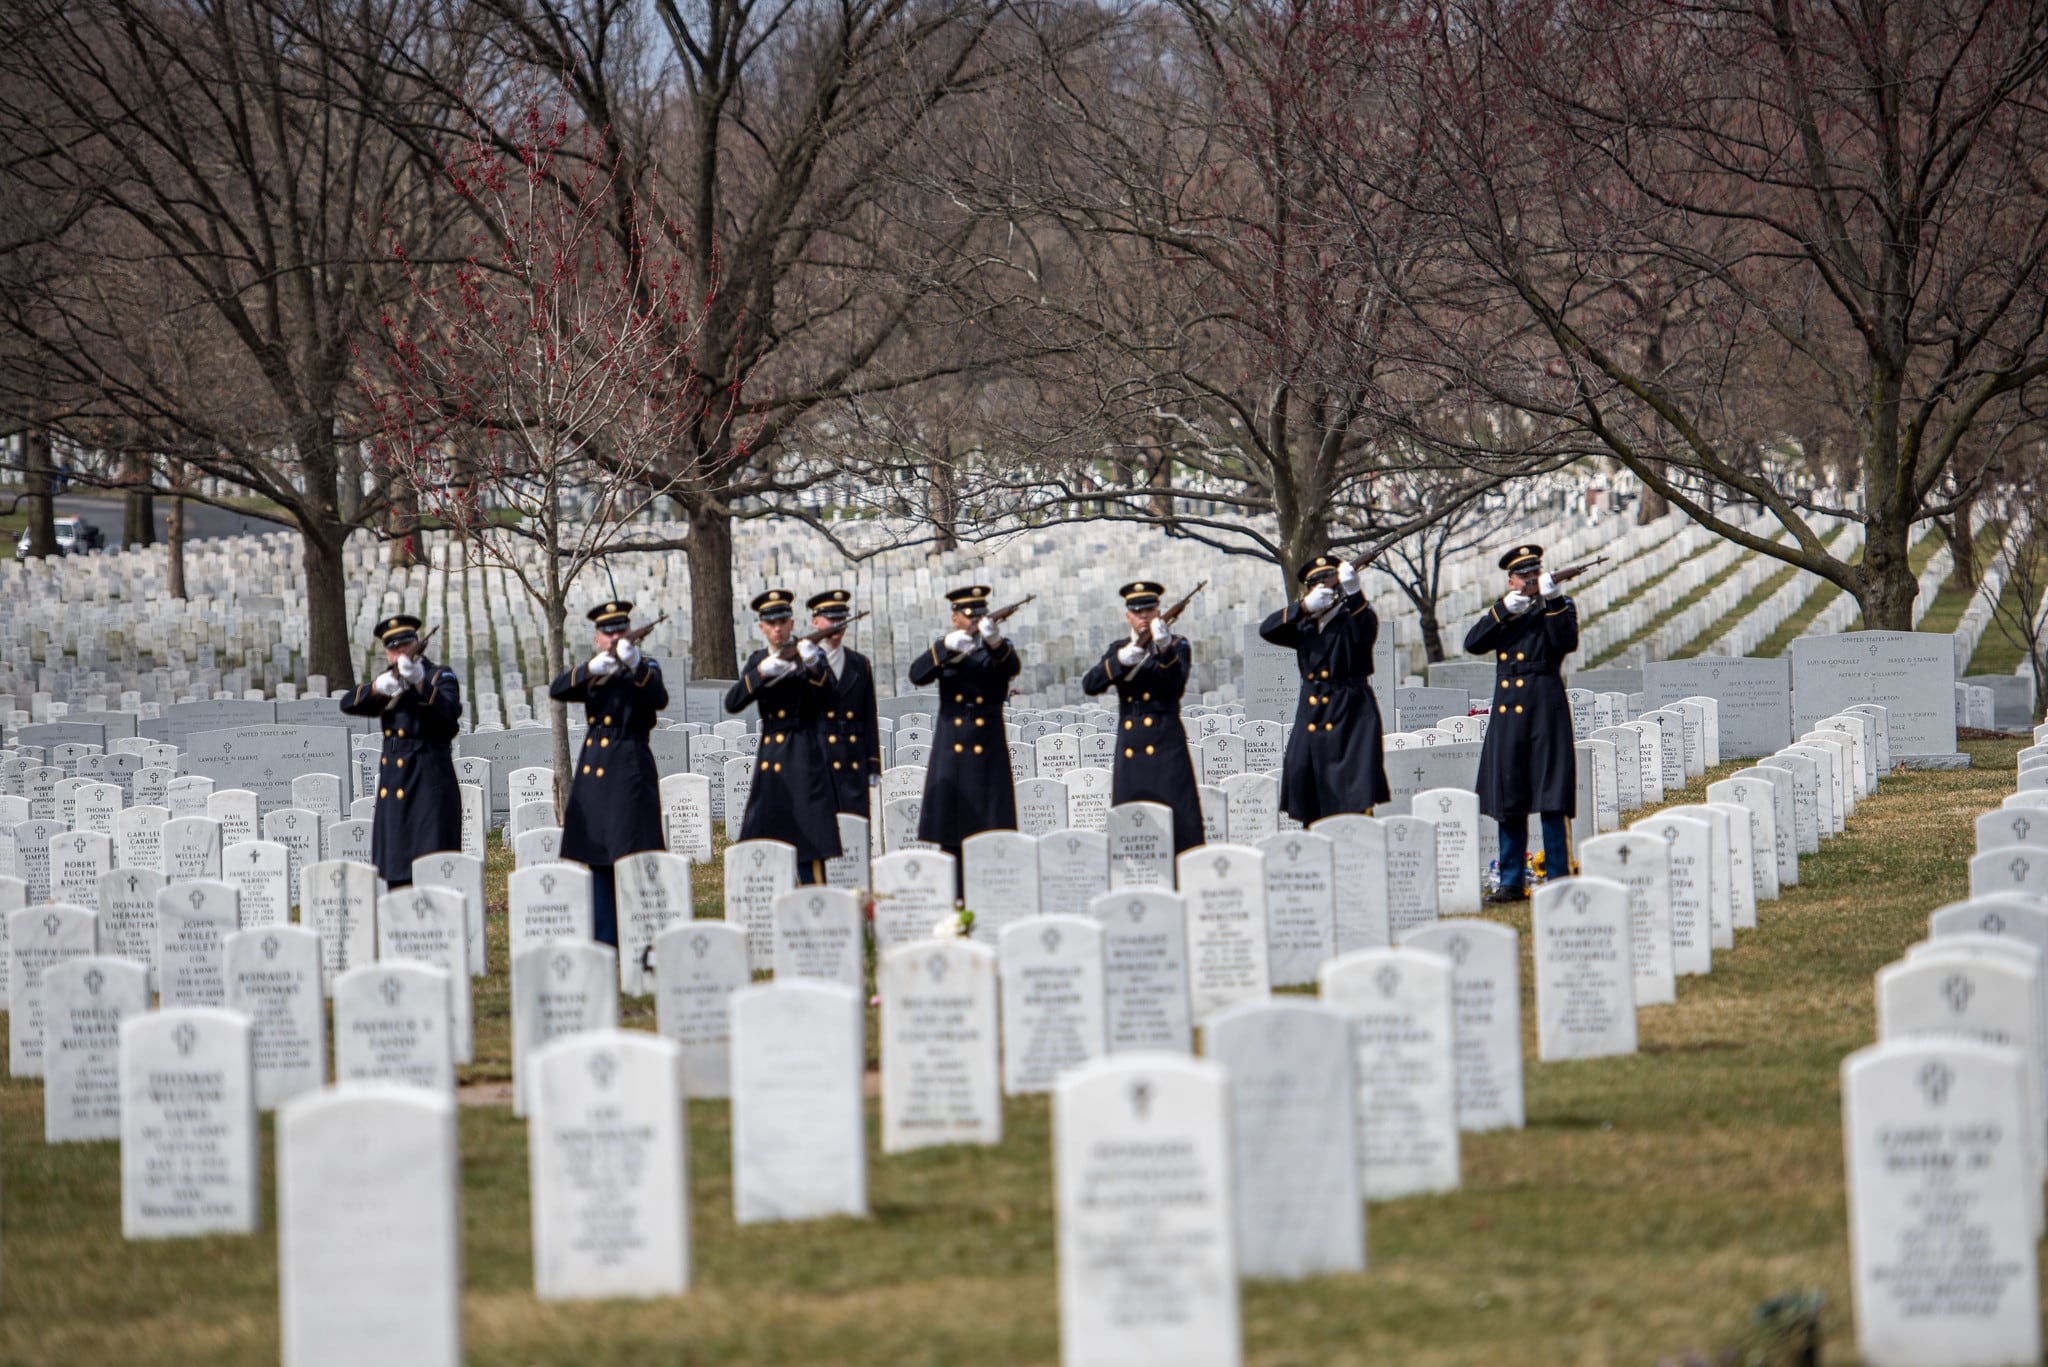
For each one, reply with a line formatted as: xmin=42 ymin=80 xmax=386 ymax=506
xmin=387 ymin=472 xmax=425 ymax=568
xmin=299 ymin=516 xmax=358 ymax=688
xmin=1941 ymin=497 xmax=1978 ymax=594
xmin=1857 ymin=518 xmax=1919 ymax=630
xmin=1147 ymin=449 xmax=1174 ymax=520
xmin=1417 ymin=601 xmax=1446 ymax=663
xmin=166 ymin=491 xmax=187 ymax=598
xmin=122 ymin=451 xmax=154 ymax=547
xmin=22 ymin=428 xmax=57 ymax=557
xmin=929 ymin=447 xmax=958 ymax=553
xmin=686 ymin=498 xmax=738 ymax=677
xmin=1636 ymin=460 xmax=1669 ymax=524
xmin=545 ymin=543 xmax=572 ymax=816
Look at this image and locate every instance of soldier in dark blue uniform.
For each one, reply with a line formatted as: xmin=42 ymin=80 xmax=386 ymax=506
xmin=808 ymin=589 xmax=881 ymax=816
xmin=339 ymin=614 xmax=462 ymax=888
xmin=1465 ymin=543 xmax=1579 ymax=902
xmin=1259 ymin=554 xmax=1391 ymax=824
xmin=550 ymin=600 xmax=670 ymax=947
xmin=907 ymin=585 xmax=1020 ymax=887
xmin=724 ymin=589 xmax=843 ymax=884
xmin=1082 ymin=580 xmax=1203 ymax=852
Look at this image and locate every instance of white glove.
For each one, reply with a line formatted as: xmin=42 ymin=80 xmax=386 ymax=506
xmin=1118 ymin=640 xmax=1147 ymax=667
xmin=756 ymin=653 xmax=794 ymax=678
xmin=1150 ymin=624 xmax=1176 ymax=653
xmin=797 ymin=638 xmax=822 ymax=666
xmin=979 ymin=616 xmax=1002 ymax=646
xmin=1539 ymin=571 xmax=1561 ymax=600
xmin=395 ymin=653 xmax=424 ymax=683
xmin=616 ymin=638 xmax=642 ymax=667
xmin=1503 ymin=590 xmax=1533 ymax=615
xmin=1338 ymin=561 xmax=1361 ymax=595
xmin=1303 ymin=584 xmax=1336 ymax=614
xmin=372 ymin=671 xmax=404 ymax=698
xmin=868 ymin=773 xmax=881 ymax=787
xmin=587 ymin=652 xmax=621 ymax=677
xmin=944 ymin=629 xmax=976 ymax=654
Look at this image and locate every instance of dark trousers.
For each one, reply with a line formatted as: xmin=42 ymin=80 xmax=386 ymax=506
xmin=1497 ymin=812 xmax=1572 ymax=892
xmin=591 ymin=864 xmax=618 ymax=948
xmin=939 ymin=843 xmax=964 ymax=902
xmin=797 ymin=859 xmax=827 ymax=887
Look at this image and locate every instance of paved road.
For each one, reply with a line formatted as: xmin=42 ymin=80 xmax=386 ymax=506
xmin=36 ymin=493 xmax=290 ymax=547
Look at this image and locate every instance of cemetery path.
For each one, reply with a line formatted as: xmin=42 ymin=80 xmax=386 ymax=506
xmin=45 ymin=494 xmax=289 ymax=544
xmin=0 ymin=740 xmax=2022 ymax=1366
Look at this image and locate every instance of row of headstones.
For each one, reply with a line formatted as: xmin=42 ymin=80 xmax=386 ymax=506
xmin=1834 ymin=747 xmax=2048 ymax=1366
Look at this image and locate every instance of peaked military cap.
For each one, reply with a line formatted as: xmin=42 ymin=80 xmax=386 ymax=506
xmin=751 ymin=589 xmax=795 ymax=622
xmin=375 ymin=614 xmax=422 ymax=647
xmin=1119 ymin=580 xmax=1164 ymax=611
xmin=587 ymin=600 xmax=634 ymax=631
xmin=946 ymin=584 xmax=993 ymax=617
xmin=1499 ymin=543 xmax=1544 ymax=573
xmin=1296 ymin=554 xmax=1344 ymax=586
xmin=807 ymin=589 xmax=852 ymax=621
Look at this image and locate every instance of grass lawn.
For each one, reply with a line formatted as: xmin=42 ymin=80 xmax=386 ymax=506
xmin=0 ymin=741 xmax=2025 ymax=1365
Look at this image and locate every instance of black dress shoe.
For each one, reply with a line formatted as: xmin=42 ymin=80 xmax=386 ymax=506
xmin=1485 ymin=886 xmax=1527 ymax=904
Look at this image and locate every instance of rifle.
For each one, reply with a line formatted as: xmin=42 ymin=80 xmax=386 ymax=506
xmin=984 ymin=593 xmax=1036 ymax=626
xmin=1547 ymin=556 xmax=1609 ymax=585
xmin=1159 ymin=579 xmax=1206 ymax=626
xmin=776 ymin=610 xmax=870 ymax=661
xmin=606 ymin=611 xmax=668 ymax=666
xmin=381 ymin=626 xmax=439 ymax=715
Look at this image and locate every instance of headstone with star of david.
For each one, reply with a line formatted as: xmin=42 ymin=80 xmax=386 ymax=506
xmin=376 ymin=886 xmax=473 ymax=1065
xmin=510 ymin=940 xmax=620 ymax=1117
xmin=43 ymin=954 xmax=148 ymax=1141
xmin=1318 ymin=945 xmax=1460 ymax=1201
xmin=997 ymin=914 xmax=1106 ymax=1096
xmin=1205 ymin=998 xmax=1363 ymax=1280
xmin=332 ymin=962 xmax=454 ymax=1092
xmin=118 ymin=1006 xmax=259 ymax=1239
xmin=1841 ymin=1037 xmax=2038 ymax=1365
xmin=652 ymin=920 xmax=748 ymax=1099
xmin=1054 ymin=1053 xmax=1241 ymax=1367
xmin=879 ymin=938 xmax=1000 ymax=1153
xmin=730 ymin=980 xmax=868 ymax=1224
xmin=225 ymin=925 xmax=326 ymax=1109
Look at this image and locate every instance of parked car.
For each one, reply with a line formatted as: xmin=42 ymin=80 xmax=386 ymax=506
xmin=16 ymin=515 xmax=104 ymax=558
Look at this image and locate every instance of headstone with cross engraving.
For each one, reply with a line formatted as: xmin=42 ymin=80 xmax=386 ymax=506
xmin=206 ymin=788 xmax=260 ymax=846
xmin=1399 ymin=920 xmax=1524 ymax=1131
xmin=51 ymin=829 xmax=111 ymax=911
xmin=44 ymin=955 xmax=149 ymax=1142
xmin=260 ymin=808 xmax=320 ymax=906
xmin=1178 ymin=845 xmax=1270 ymax=1023
xmin=511 ymin=941 xmax=621 ymax=1116
xmin=1885 ymin=944 xmax=2047 ymax=1166
xmin=962 ymin=830 xmax=1040 ymax=941
xmin=652 ymin=920 xmax=748 ymax=1099
xmin=1055 ymin=1053 xmax=1240 ymax=1367
xmin=289 ymin=772 xmax=345 ymax=828
xmin=1842 ymin=1037 xmax=2039 ymax=1365
xmin=880 ymin=796 xmax=929 ymax=854
xmin=1632 ymin=815 xmax=1713 ymax=976
xmin=1977 ymin=807 xmax=2048 ymax=854
xmin=1319 ymin=946 xmax=1461 ymax=1200
xmin=507 ymin=863 xmax=592 ymax=958
xmin=1532 ymin=878 xmax=1638 ymax=1061
xmin=1255 ymin=831 xmax=1335 ymax=987
xmin=730 ymin=980 xmax=868 ymax=1224
xmin=1063 ymin=767 xmax=1114 ymax=834
xmin=225 ymin=925 xmax=326 ymax=1109
xmin=1220 ymin=772 xmax=1279 ymax=845
xmin=1969 ymin=847 xmax=2048 ymax=901
xmin=1105 ymin=802 xmax=1175 ymax=890
xmin=1381 ymin=815 xmax=1440 ymax=938
xmin=1206 ymin=998 xmax=1364 ymax=1280
xmin=879 ymin=938 xmax=1001 ymax=1152
xmin=528 ymin=1029 xmax=690 ymax=1299
xmin=512 ymin=827 xmax=564 ymax=869
xmin=377 ymin=886 xmax=474 ymax=1065
xmin=300 ymin=860 xmax=378 ymax=994
xmin=411 ymin=851 xmax=487 ymax=980
xmin=11 ymin=817 xmax=62 ymax=902
xmin=871 ymin=849 xmax=955 ymax=954
xmin=1089 ymin=888 xmax=1193 ymax=1054
xmin=9 ymin=902 xmax=98 ymax=1077
xmin=718 ymin=839 xmax=791 ymax=972
xmin=111 ymin=804 xmax=167 ymax=874
xmin=1410 ymin=788 xmax=1481 ymax=917
xmin=119 ymin=1006 xmax=259 ymax=1238
xmin=1038 ymin=829 xmax=1110 ymax=920
xmin=824 ymin=813 xmax=871 ymax=890
xmin=158 ymin=880 xmax=238 ymax=1008
xmin=1014 ymin=776 xmax=1069 ymax=836
xmin=333 ymin=962 xmax=454 ymax=1092
xmin=771 ymin=886 xmax=865 ymax=990
xmin=998 ymin=914 xmax=1107 ymax=1095
xmin=222 ymin=840 xmax=290 ymax=931
xmin=1663 ymin=804 xmax=1739 ymax=947
xmin=1310 ymin=814 xmax=1392 ymax=953
xmin=1577 ymin=832 xmax=1677 ymax=1006
xmin=1754 ymin=750 xmax=1822 ymax=856
xmin=277 ymin=1085 xmax=463 ymax=1366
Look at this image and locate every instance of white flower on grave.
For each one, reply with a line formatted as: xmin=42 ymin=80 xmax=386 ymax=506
xmin=931 ymin=913 xmax=965 ymax=941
